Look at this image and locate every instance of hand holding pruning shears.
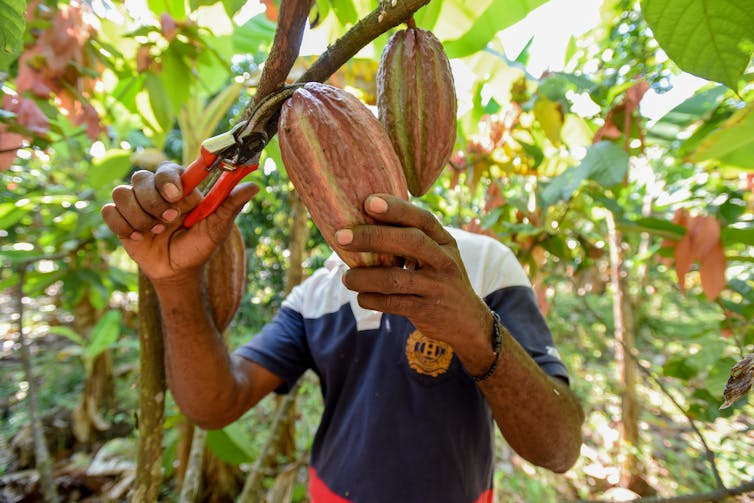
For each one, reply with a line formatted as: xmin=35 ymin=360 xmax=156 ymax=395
xmin=101 ymin=86 xmax=299 ymax=281
xmin=179 ymin=85 xmax=301 ymax=227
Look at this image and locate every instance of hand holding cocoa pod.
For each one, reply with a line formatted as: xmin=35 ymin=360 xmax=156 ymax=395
xmin=278 ymin=83 xmax=409 ymax=268
xmin=336 ymin=194 xmax=493 ymax=366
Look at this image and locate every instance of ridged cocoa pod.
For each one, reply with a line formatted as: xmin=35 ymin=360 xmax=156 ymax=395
xmin=377 ymin=27 xmax=457 ymax=196
xmin=206 ymin=223 xmax=246 ymax=332
xmin=278 ymin=82 xmax=408 ymax=268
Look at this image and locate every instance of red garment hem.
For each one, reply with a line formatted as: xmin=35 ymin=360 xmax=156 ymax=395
xmin=308 ymin=467 xmax=494 ymax=503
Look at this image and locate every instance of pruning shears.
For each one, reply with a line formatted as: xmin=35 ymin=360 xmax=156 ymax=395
xmin=180 ymin=85 xmax=301 ymax=228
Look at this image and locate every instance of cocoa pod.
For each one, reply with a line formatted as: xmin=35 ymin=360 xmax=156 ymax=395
xmin=377 ymin=27 xmax=457 ymax=196
xmin=278 ymin=82 xmax=408 ymax=268
xmin=205 ymin=223 xmax=246 ymax=332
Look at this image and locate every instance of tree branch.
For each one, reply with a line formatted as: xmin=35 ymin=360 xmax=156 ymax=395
xmin=578 ymin=294 xmax=726 ymax=490
xmin=246 ymin=0 xmax=431 ymax=141
xmin=298 ymin=0 xmax=431 ymax=84
xmin=633 ymin=355 xmax=726 ymax=490
xmin=254 ymin=0 xmax=315 ymax=103
xmin=573 ymin=478 xmax=754 ymax=503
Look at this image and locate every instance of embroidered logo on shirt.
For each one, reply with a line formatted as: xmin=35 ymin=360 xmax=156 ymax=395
xmin=406 ymin=330 xmax=454 ymax=377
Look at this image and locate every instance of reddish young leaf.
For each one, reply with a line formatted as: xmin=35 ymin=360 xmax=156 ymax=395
xmin=3 ymin=95 xmax=49 ymax=135
xmin=484 ymin=182 xmax=504 ymax=212
xmin=0 ymin=128 xmax=24 ymax=171
xmin=160 ymin=13 xmax=177 ymax=41
xmin=136 ymin=45 xmax=153 ymax=73
xmin=699 ymin=241 xmax=726 ymax=300
xmin=261 ymin=0 xmax=279 ymax=21
xmin=674 ymin=220 xmax=695 ymax=291
xmin=692 ymin=215 xmax=721 ymax=262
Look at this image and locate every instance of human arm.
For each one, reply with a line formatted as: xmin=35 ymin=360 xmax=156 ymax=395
xmin=101 ymin=163 xmax=284 ymax=429
xmin=335 ymin=194 xmax=584 ymax=472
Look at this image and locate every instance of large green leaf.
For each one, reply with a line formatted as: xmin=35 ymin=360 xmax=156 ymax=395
xmin=641 ymin=0 xmax=754 ymax=90
xmin=689 ymin=101 xmax=754 ymax=164
xmin=648 ymin=85 xmax=727 ymax=142
xmin=442 ymin=0 xmax=548 ymax=59
xmin=540 ymin=141 xmax=629 ymax=206
xmin=232 ymin=14 xmax=277 ymax=57
xmin=584 ymin=141 xmax=630 ymax=187
xmin=206 ymin=422 xmax=255 ymax=464
xmin=329 ymin=0 xmax=358 ymax=26
xmin=0 ymin=0 xmax=26 ymax=71
xmin=85 ymin=311 xmax=121 ymax=365
xmin=147 ymin=0 xmax=187 ymax=20
xmin=90 ymin=150 xmax=132 ymax=194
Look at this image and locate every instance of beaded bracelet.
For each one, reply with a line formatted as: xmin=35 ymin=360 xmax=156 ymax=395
xmin=473 ymin=310 xmax=504 ymax=383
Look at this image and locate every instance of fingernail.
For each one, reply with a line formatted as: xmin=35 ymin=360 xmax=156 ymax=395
xmin=162 ymin=208 xmax=178 ymax=222
xmin=130 ymin=231 xmax=143 ymax=241
xmin=366 ymin=196 xmax=388 ymax=213
xmin=335 ymin=229 xmax=353 ymax=245
xmin=151 ymin=224 xmax=165 ymax=234
xmin=163 ymin=183 xmax=180 ymax=201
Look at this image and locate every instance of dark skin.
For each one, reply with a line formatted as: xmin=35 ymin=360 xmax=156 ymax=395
xmin=102 ymin=162 xmax=584 ymax=473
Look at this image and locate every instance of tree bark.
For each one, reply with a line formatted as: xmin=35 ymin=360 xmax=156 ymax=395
xmin=606 ymin=212 xmax=643 ymax=491
xmin=131 ymin=271 xmax=167 ymax=502
xmin=178 ymin=427 xmax=207 ymax=503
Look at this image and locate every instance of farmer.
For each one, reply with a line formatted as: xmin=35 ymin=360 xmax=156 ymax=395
xmin=101 ymin=163 xmax=584 ymax=502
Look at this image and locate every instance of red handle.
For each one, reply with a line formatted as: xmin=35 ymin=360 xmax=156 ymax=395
xmin=181 ymin=146 xmax=218 ymax=196
xmin=182 ymin=163 xmax=259 ymax=228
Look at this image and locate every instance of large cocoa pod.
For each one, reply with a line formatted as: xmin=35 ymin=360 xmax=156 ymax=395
xmin=278 ymin=82 xmax=408 ymax=268
xmin=377 ymin=27 xmax=457 ymax=196
xmin=205 ymin=223 xmax=246 ymax=332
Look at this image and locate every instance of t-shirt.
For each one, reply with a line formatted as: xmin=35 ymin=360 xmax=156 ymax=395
xmin=235 ymin=228 xmax=569 ymax=503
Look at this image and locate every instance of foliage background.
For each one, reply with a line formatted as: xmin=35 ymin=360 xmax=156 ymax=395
xmin=1 ymin=0 xmax=754 ymax=501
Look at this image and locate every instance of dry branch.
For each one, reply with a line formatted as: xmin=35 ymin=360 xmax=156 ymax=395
xmin=574 ymin=478 xmax=754 ymax=503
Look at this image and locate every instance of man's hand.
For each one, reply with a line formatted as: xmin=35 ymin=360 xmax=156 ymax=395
xmin=335 ymin=194 xmax=496 ymax=375
xmin=100 ymin=162 xmax=258 ymax=283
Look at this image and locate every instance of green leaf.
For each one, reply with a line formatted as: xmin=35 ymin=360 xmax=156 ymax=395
xmin=540 ymin=165 xmax=588 ymax=207
xmin=641 ymin=0 xmax=754 ymax=90
xmin=159 ymin=49 xmax=193 ymax=118
xmin=49 ymin=326 xmax=86 ymax=346
xmin=722 ymin=225 xmax=754 ymax=247
xmin=90 ymin=150 xmax=132 ymax=192
xmin=147 ymin=0 xmax=187 ymax=20
xmin=144 ymin=73 xmax=174 ymax=131
xmin=443 ymin=0 xmax=548 ymax=58
xmin=0 ymin=202 xmax=32 ymax=229
xmin=648 ymin=85 xmax=727 ymax=142
xmin=414 ymin=0 xmax=443 ymax=31
xmin=329 ymin=0 xmax=358 ymax=26
xmin=628 ymin=217 xmax=686 ymax=238
xmin=663 ymin=356 xmax=699 ymax=380
xmin=0 ymin=0 xmax=26 ymax=71
xmin=206 ymin=422 xmax=255 ymax=464
xmin=232 ymin=14 xmax=277 ymax=56
xmin=581 ymin=141 xmax=629 ymax=187
xmin=221 ymin=0 xmax=246 ymax=17
xmin=85 ymin=311 xmax=121 ymax=364
xmin=689 ymin=101 xmax=754 ymax=163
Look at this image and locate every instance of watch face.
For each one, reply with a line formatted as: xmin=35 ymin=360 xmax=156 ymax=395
xmin=405 ymin=330 xmax=455 ymax=377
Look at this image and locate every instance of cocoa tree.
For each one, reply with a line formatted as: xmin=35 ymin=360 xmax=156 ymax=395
xmin=2 ymin=0 xmax=754 ymax=501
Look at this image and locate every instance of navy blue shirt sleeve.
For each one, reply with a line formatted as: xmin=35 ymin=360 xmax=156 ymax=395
xmin=485 ymin=285 xmax=570 ymax=383
xmin=234 ymin=306 xmax=314 ymax=393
